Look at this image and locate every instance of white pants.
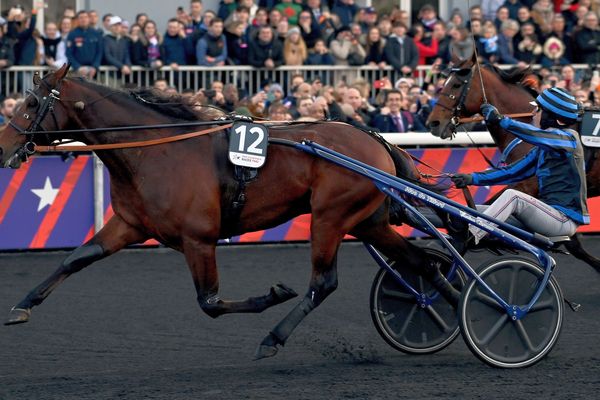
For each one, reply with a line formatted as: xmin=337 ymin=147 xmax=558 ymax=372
xmin=470 ymin=189 xmax=578 ymax=243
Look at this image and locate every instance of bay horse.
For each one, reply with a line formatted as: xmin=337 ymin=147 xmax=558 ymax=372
xmin=427 ymin=52 xmax=600 ymax=272
xmin=0 ymin=64 xmax=459 ymax=360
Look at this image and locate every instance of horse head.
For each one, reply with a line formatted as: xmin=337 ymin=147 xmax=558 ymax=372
xmin=0 ymin=64 xmax=71 ymax=168
xmin=428 ymin=52 xmax=484 ymax=139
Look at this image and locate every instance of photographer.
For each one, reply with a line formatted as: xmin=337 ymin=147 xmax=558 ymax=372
xmin=330 ymin=26 xmax=365 ymax=66
xmin=6 ymin=4 xmax=40 ymax=65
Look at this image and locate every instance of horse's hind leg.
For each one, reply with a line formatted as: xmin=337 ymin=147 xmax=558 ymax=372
xmin=353 ymin=216 xmax=461 ymax=307
xmin=254 ymin=225 xmax=343 ymax=360
xmin=564 ymin=233 xmax=600 ymax=274
xmin=183 ymin=239 xmax=298 ymax=319
xmin=5 ymin=215 xmax=147 ymax=325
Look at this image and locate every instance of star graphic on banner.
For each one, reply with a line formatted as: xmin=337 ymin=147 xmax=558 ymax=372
xmin=31 ymin=177 xmax=59 ymax=212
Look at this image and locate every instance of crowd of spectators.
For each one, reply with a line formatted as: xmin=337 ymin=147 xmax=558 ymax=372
xmin=2 ymin=0 xmax=600 ymax=132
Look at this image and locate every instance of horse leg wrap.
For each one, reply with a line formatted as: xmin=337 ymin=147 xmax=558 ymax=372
xmin=270 ymin=296 xmax=315 ymax=345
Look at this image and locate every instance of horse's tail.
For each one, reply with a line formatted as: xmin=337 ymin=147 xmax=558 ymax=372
xmin=387 ymin=144 xmax=448 ymax=225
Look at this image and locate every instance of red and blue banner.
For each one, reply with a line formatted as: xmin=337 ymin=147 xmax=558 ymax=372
xmin=1 ymin=149 xmax=599 ymax=250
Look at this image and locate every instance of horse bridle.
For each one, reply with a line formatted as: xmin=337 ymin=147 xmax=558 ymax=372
xmin=8 ymin=77 xmax=62 ymax=161
xmin=436 ymin=66 xmax=475 ymax=134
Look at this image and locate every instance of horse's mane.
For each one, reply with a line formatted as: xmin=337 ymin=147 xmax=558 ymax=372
xmin=485 ymin=64 xmax=540 ymax=97
xmin=70 ymin=78 xmax=220 ymax=121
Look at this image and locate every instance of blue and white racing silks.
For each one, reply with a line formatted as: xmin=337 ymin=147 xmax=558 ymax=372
xmin=471 ymin=117 xmax=590 ymax=225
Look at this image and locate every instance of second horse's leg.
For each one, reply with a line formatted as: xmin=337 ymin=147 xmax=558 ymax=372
xmin=5 ymin=215 xmax=147 ymax=325
xmin=183 ymin=239 xmax=298 ymax=319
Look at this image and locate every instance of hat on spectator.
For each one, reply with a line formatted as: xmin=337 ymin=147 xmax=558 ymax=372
xmin=394 ymin=77 xmax=410 ymax=89
xmin=269 ymin=83 xmax=284 ymax=94
xmin=363 ymin=7 xmax=376 ymax=14
xmin=335 ymin=25 xmax=351 ymax=37
xmin=287 ymin=26 xmax=301 ymax=37
xmin=542 ymin=37 xmax=565 ymax=61
xmin=108 ymin=16 xmax=122 ymax=26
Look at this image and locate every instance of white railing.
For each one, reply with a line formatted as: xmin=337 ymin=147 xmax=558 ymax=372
xmin=2 ymin=64 xmax=590 ymax=99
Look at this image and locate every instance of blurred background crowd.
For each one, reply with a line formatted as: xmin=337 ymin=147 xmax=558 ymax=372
xmin=2 ymin=0 xmax=600 ymax=131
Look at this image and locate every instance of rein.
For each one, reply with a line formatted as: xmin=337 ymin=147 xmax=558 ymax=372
xmin=34 ymin=123 xmax=233 ymax=152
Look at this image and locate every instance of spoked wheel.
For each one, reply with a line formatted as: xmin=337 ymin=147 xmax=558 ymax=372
xmin=370 ymin=248 xmax=465 ymax=354
xmin=459 ymin=256 xmax=564 ymax=368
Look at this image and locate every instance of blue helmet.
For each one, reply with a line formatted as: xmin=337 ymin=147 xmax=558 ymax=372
xmin=535 ymin=87 xmax=582 ymax=122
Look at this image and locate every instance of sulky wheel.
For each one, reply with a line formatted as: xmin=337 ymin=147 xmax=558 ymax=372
xmin=459 ymin=256 xmax=564 ymax=368
xmin=370 ymin=248 xmax=465 ymax=355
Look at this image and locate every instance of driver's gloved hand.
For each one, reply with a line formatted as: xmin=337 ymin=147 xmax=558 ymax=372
xmin=480 ymin=103 xmax=503 ymax=125
xmin=451 ymin=173 xmax=473 ymax=188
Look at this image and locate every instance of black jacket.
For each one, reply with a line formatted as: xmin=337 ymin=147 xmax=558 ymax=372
xmin=0 ymin=36 xmax=15 ymax=67
xmin=248 ymin=39 xmax=283 ymax=68
xmin=574 ymin=27 xmax=600 ymax=64
xmin=383 ymin=35 xmax=418 ymax=72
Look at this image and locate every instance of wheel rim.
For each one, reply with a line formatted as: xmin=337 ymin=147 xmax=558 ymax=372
xmin=371 ymin=249 xmax=463 ymax=354
xmin=460 ymin=258 xmax=563 ymax=368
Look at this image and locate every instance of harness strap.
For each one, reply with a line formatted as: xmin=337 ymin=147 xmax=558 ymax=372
xmin=34 ymin=123 xmax=233 ymax=152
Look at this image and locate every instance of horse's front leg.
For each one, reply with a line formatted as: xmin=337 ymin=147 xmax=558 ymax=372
xmin=183 ymin=239 xmax=298 ymax=319
xmin=5 ymin=215 xmax=147 ymax=325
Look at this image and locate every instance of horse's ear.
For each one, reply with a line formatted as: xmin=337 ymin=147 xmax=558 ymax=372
xmin=55 ymin=63 xmax=71 ymax=81
xmin=33 ymin=72 xmax=42 ymax=86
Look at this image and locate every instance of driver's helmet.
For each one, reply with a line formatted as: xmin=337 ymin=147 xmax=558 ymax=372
xmin=534 ymin=87 xmax=582 ymax=123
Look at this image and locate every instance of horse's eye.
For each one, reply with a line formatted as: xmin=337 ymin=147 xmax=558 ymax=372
xmin=453 ymin=83 xmax=462 ymax=89
xmin=28 ymin=97 xmax=39 ymax=108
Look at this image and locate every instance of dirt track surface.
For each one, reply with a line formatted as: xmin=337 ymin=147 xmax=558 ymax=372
xmin=1 ymin=240 xmax=600 ymax=400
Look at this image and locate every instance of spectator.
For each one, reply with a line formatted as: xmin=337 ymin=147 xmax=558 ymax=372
xmin=268 ymin=9 xmax=283 ymax=31
xmin=515 ymin=22 xmax=542 ymax=64
xmin=372 ymin=89 xmax=424 ymax=133
xmin=218 ymin=0 xmax=236 ymax=21
xmin=544 ymin=13 xmax=572 ymax=63
xmin=298 ymin=10 xmax=321 ymax=49
xmin=418 ymin=4 xmax=441 ymax=33
xmin=342 ymin=86 xmax=371 ymax=127
xmin=364 ymin=27 xmax=386 ymax=68
xmin=52 ymin=17 xmax=72 ymax=68
xmin=305 ymin=0 xmax=328 ymax=25
xmin=358 ymin=7 xmax=378 ymax=34
xmin=332 ymin=0 xmax=359 ymax=28
xmin=196 ymin=10 xmax=216 ymax=39
xmin=131 ymin=20 xmax=163 ymax=68
xmin=187 ymin=0 xmax=204 ymax=34
xmin=275 ymin=19 xmax=289 ymax=45
xmin=531 ymin=0 xmax=554 ymax=35
xmin=477 ymin=22 xmax=499 ymax=63
xmin=305 ymin=38 xmax=335 ymax=65
xmin=497 ymin=19 xmax=521 ymax=65
xmin=296 ymin=96 xmax=315 ymax=120
xmin=429 ymin=21 xmax=451 ymax=64
xmin=283 ymin=27 xmax=308 ymax=65
xmin=560 ymin=64 xmax=581 ymax=92
xmin=101 ymin=14 xmax=114 ymax=35
xmin=67 ymin=11 xmax=103 ymax=78
xmin=330 ymin=26 xmax=366 ymax=66
xmin=89 ymin=10 xmax=103 ymax=35
xmin=196 ymin=18 xmax=227 ymax=66
xmin=410 ymin=23 xmax=438 ymax=66
xmin=311 ymin=96 xmax=329 ymax=119
xmin=161 ymin=18 xmax=194 ymax=70
xmin=494 ymin=6 xmax=510 ymax=31
xmin=275 ymin=0 xmax=303 ymax=26
xmin=378 ymin=17 xmax=393 ymax=39
xmin=153 ymin=78 xmax=168 ymax=91
xmin=466 ymin=5 xmax=483 ymax=30
xmin=449 ymin=10 xmax=464 ymax=28
xmin=469 ymin=18 xmax=483 ymax=41
xmin=222 ymin=83 xmax=240 ymax=112
xmin=103 ymin=17 xmax=132 ymax=77
xmin=266 ymin=83 xmax=285 ymax=107
xmin=249 ymin=7 xmax=269 ymax=39
xmin=43 ymin=22 xmax=62 ymax=67
xmin=516 ymin=6 xmax=540 ymax=35
xmin=573 ymin=11 xmax=600 ymax=64
xmin=448 ymin=26 xmax=473 ymax=61
xmin=0 ymin=94 xmax=19 ymax=125
xmin=540 ymin=36 xmax=568 ymax=68
xmin=285 ymin=82 xmax=312 ymax=113
xmin=504 ymin=0 xmax=524 ymax=20
xmin=0 ymin=22 xmax=15 ymax=70
xmin=225 ymin=20 xmax=249 ymax=65
xmin=135 ymin=13 xmax=149 ymax=29
xmin=6 ymin=6 xmax=39 ymax=66
xmin=383 ymin=21 xmax=418 ymax=77
xmin=268 ymin=103 xmax=290 ymax=121
xmin=391 ymin=9 xmax=410 ymax=28
xmin=481 ymin=0 xmax=506 ymax=21
xmin=248 ymin=26 xmax=283 ymax=68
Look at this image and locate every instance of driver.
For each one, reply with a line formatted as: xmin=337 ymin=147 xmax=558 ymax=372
xmin=451 ymin=87 xmax=589 ymax=246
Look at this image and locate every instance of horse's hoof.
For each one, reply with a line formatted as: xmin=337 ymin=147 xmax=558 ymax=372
xmin=271 ymin=283 xmax=298 ymax=302
xmin=253 ymin=333 xmax=281 ymax=360
xmin=253 ymin=343 xmax=279 ymax=360
xmin=4 ymin=307 xmax=31 ymax=326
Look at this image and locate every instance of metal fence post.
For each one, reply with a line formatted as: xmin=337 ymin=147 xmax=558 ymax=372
xmin=92 ymin=154 xmax=104 ymax=233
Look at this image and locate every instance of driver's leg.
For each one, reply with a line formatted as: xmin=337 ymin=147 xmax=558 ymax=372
xmin=469 ymin=189 xmax=577 ymax=243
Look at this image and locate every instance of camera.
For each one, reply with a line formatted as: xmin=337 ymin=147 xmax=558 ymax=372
xmin=204 ymin=89 xmax=216 ymax=98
